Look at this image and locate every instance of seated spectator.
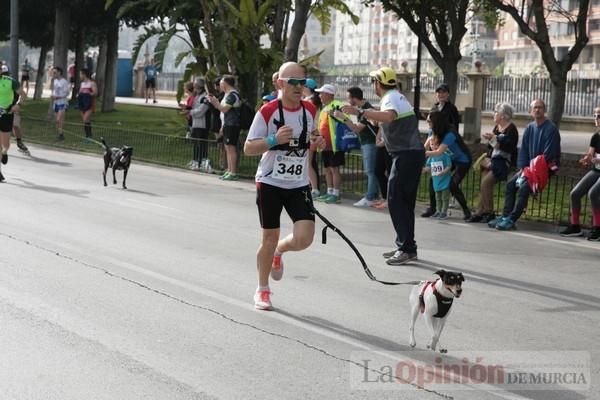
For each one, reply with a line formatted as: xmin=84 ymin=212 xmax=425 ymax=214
xmin=467 ymin=102 xmax=518 ymax=223
xmin=488 ymin=99 xmax=561 ymax=231
xmin=560 ymin=106 xmax=600 ymax=241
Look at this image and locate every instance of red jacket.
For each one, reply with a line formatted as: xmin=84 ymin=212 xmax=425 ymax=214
xmin=522 ymin=155 xmax=557 ymax=195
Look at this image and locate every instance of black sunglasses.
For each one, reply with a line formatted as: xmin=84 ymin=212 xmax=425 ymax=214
xmin=280 ymin=78 xmax=307 ymax=86
xmin=594 ymin=113 xmax=600 ymax=120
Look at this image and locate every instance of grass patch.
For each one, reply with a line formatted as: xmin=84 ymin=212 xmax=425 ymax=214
xmin=21 ymin=99 xmax=187 ymax=136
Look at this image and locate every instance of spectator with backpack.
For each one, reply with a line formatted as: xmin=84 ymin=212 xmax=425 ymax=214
xmin=421 ymin=83 xmax=461 ymax=218
xmin=425 ymin=110 xmax=473 ymax=221
xmin=208 ymin=75 xmax=242 ymax=181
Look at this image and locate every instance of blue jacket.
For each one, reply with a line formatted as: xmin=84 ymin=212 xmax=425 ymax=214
xmin=517 ymin=119 xmax=561 ymax=170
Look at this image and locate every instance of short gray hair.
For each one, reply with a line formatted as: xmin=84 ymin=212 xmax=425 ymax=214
xmin=494 ymin=102 xmax=514 ymax=120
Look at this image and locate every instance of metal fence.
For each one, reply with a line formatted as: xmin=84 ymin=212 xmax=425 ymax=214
xmin=154 ymin=71 xmax=600 ymax=117
xmin=321 ymin=75 xmax=470 ymax=105
xmin=22 ymin=116 xmax=593 ymax=228
xmin=483 ymin=76 xmax=600 ymax=116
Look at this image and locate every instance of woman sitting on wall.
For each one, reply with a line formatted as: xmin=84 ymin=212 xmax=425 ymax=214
xmin=560 ymin=106 xmax=600 ymax=241
xmin=467 ymin=102 xmax=519 ymax=223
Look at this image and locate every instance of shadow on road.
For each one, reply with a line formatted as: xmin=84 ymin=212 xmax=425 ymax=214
xmin=13 ymin=154 xmax=73 ymax=167
xmin=413 ymin=259 xmax=600 ymax=312
xmin=8 ymin=179 xmax=89 ymax=198
xmin=122 ymin=188 xmax=162 ymax=197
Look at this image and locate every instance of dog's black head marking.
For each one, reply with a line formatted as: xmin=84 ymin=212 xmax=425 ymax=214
xmin=435 ymin=269 xmax=464 ymax=297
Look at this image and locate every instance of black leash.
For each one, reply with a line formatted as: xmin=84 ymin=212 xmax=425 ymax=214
xmin=308 ymin=200 xmax=420 ymax=286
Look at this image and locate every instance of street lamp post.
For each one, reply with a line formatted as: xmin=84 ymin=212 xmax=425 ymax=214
xmin=10 ymin=0 xmax=19 ymax=80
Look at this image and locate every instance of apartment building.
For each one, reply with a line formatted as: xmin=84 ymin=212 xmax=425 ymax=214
xmin=299 ymin=14 xmax=337 ymax=68
xmin=497 ymin=0 xmax=600 ymax=76
xmin=334 ymin=1 xmax=497 ymax=74
xmin=333 ymin=0 xmax=372 ymax=72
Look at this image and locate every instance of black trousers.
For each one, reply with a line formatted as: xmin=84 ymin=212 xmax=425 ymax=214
xmin=388 ymin=150 xmax=425 ymax=253
xmin=191 ymin=128 xmax=210 ymax=162
xmin=375 ymin=146 xmax=392 ymax=198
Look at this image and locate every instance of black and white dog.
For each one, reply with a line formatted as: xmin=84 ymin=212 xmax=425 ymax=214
xmin=101 ymin=138 xmax=133 ymax=189
xmin=408 ymin=270 xmax=465 ymax=353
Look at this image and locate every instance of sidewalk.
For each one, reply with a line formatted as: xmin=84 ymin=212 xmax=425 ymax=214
xmin=34 ymin=88 xmax=590 ymax=154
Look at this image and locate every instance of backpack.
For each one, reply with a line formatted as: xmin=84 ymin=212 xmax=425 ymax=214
xmin=239 ymin=101 xmax=255 ymax=130
xmin=232 ymin=91 xmax=255 ymax=130
xmin=450 ymin=131 xmax=472 ymax=164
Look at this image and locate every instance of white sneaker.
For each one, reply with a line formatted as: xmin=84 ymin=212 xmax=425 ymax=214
xmin=254 ymin=290 xmax=273 ymax=310
xmin=353 ymin=197 xmax=374 ymax=207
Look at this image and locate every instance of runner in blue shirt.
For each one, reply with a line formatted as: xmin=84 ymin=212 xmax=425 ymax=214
xmin=144 ymin=59 xmax=158 ymax=104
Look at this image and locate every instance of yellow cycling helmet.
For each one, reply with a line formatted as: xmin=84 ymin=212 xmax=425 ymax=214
xmin=369 ymin=67 xmax=397 ymax=85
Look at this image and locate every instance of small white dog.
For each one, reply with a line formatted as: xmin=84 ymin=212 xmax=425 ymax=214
xmin=408 ymin=269 xmax=464 ymax=353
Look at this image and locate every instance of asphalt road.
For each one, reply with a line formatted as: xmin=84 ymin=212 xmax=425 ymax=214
xmin=0 ymin=145 xmax=598 ymax=400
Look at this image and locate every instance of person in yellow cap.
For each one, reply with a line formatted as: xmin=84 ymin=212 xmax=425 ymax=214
xmin=342 ymin=67 xmax=425 ymax=265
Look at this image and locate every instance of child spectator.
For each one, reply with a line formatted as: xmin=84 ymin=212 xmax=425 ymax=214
xmin=423 ymin=137 xmax=453 ymax=219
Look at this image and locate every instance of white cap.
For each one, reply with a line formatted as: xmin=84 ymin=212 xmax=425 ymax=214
xmin=0 ymin=65 xmax=9 ymax=73
xmin=315 ymin=84 xmax=336 ymax=95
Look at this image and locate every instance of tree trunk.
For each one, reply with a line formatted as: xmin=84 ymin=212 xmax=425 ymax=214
xmin=441 ymin=60 xmax=460 ymax=104
xmin=33 ymin=44 xmax=49 ymax=101
xmin=548 ymin=75 xmax=567 ymax=127
xmin=285 ymin=0 xmax=311 ymax=61
xmin=96 ymin=38 xmax=108 ymax=103
xmin=101 ymin=19 xmax=119 ymax=112
xmin=270 ymin=0 xmax=289 ymax=53
xmin=52 ymin=4 xmax=70 ymax=71
xmin=71 ymin=27 xmax=85 ymax=103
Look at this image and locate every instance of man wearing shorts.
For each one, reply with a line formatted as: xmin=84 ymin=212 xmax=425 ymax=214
xmin=208 ymin=75 xmax=242 ymax=180
xmin=0 ymin=64 xmax=21 ymax=182
xmin=244 ymin=61 xmax=325 ymax=310
xmin=20 ymin=58 xmax=33 ymax=96
xmin=51 ymin=67 xmax=69 ymax=141
xmin=315 ymin=84 xmax=345 ymax=204
xmin=144 ymin=60 xmax=158 ymax=104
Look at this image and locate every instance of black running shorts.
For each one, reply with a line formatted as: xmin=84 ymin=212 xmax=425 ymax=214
xmin=256 ymin=183 xmax=315 ymax=229
xmin=322 ymin=150 xmax=345 ymax=168
xmin=0 ymin=113 xmax=14 ymax=133
xmin=223 ymin=125 xmax=241 ymax=146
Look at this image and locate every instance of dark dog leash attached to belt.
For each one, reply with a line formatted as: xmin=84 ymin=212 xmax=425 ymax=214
xmin=307 ymin=200 xmax=420 ymax=286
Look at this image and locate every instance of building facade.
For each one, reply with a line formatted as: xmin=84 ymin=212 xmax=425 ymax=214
xmin=496 ymin=0 xmax=600 ymax=77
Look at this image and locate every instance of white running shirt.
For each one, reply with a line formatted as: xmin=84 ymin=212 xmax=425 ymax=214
xmin=247 ymin=99 xmax=317 ymax=189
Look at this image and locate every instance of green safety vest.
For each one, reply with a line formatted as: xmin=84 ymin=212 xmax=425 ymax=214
xmin=0 ymin=76 xmax=18 ymax=111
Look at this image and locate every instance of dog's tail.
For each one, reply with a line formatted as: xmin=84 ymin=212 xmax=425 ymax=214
xmin=100 ymin=137 xmax=109 ymax=152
